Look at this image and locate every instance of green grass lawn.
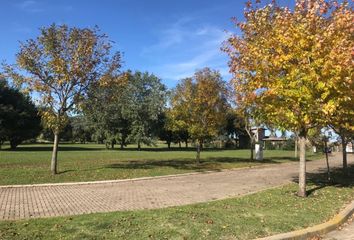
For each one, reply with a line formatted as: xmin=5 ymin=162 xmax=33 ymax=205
xmin=0 ymin=143 xmax=321 ymax=185
xmin=0 ymin=170 xmax=353 ymax=240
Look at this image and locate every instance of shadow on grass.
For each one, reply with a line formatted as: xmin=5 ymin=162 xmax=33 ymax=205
xmin=114 ymin=147 xmax=225 ymax=152
xmin=292 ymin=164 xmax=354 ymax=196
xmin=104 ymin=156 xmax=300 ymax=172
xmin=2 ymin=144 xmax=105 ymax=152
xmin=2 ymin=144 xmax=238 ymax=152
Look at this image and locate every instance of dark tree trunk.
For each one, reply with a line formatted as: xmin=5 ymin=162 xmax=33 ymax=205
xmin=167 ymin=141 xmax=171 ymax=149
xmin=341 ymin=135 xmax=348 ymax=174
xmin=120 ymin=142 xmax=124 ymax=149
xmin=9 ymin=139 xmax=19 ymax=150
xmin=298 ymin=133 xmax=307 ymax=197
xmin=185 ymin=140 xmax=188 ymax=148
xmin=137 ymin=141 xmax=141 ymax=151
xmin=51 ymin=132 xmax=59 ymax=175
xmin=178 ymin=141 xmax=181 ymax=149
xmin=111 ymin=141 xmax=115 ymax=149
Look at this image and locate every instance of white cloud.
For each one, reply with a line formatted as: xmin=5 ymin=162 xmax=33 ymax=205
xmin=141 ymin=17 xmax=194 ymax=55
xmin=15 ymin=0 xmax=73 ymax=13
xmin=16 ymin=0 xmax=44 ymax=13
xmin=141 ymin=19 xmax=231 ymax=82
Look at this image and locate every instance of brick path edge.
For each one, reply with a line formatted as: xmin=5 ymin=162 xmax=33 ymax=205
xmin=256 ymin=199 xmax=354 ymax=240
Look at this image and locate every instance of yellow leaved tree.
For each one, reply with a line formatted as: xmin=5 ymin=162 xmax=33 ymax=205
xmin=224 ymin=0 xmax=353 ymax=197
xmin=168 ymin=68 xmax=229 ymax=163
xmin=4 ymin=24 xmax=122 ymax=175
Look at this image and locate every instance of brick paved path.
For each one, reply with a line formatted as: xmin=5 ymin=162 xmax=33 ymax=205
xmin=0 ymin=153 xmax=352 ymax=220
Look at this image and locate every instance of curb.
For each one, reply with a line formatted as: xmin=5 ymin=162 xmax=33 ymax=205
xmin=256 ymin=200 xmax=354 ymax=240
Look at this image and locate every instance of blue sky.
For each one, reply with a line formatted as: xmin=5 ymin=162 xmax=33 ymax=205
xmin=0 ymin=0 xmax=292 ymax=88
xmin=0 ymin=0 xmax=249 ymax=88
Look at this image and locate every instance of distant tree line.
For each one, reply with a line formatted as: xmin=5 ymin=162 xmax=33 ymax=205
xmin=0 ymin=67 xmax=253 ymax=156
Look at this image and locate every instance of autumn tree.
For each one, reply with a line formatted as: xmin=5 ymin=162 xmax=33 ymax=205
xmin=5 ymin=24 xmax=122 ymax=174
xmin=224 ymin=0 xmax=352 ymax=196
xmin=168 ymin=68 xmax=229 ymax=163
xmin=323 ymin=1 xmax=353 ymax=173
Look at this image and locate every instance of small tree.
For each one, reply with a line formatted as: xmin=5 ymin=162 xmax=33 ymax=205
xmin=169 ymin=68 xmax=229 ymax=163
xmin=5 ymin=24 xmax=121 ymax=174
xmin=0 ymin=78 xmax=41 ymax=149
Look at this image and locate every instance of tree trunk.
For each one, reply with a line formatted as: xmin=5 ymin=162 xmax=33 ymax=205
xmin=178 ymin=141 xmax=181 ymax=149
xmin=196 ymin=140 xmax=201 ymax=164
xmin=185 ymin=140 xmax=188 ymax=148
xmin=250 ymin=139 xmax=254 ymax=161
xmin=167 ymin=141 xmax=171 ymax=149
xmin=341 ymin=135 xmax=347 ymax=174
xmin=298 ymin=134 xmax=307 ymax=197
xmin=111 ymin=141 xmax=115 ymax=149
xmin=137 ymin=141 xmax=141 ymax=151
xmin=10 ymin=140 xmax=18 ymax=150
xmin=324 ymin=139 xmax=331 ymax=181
xmin=51 ymin=132 xmax=59 ymax=175
xmin=294 ymin=137 xmax=298 ymax=158
xmin=120 ymin=142 xmax=124 ymax=149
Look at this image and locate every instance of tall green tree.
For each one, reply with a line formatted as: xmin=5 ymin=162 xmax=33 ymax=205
xmin=0 ymin=78 xmax=41 ymax=149
xmin=84 ymin=73 xmax=129 ymax=149
xmin=168 ymin=68 xmax=229 ymax=163
xmin=5 ymin=24 xmax=122 ymax=174
xmin=84 ymin=71 xmax=166 ymax=150
xmin=126 ymin=71 xmax=167 ymax=150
